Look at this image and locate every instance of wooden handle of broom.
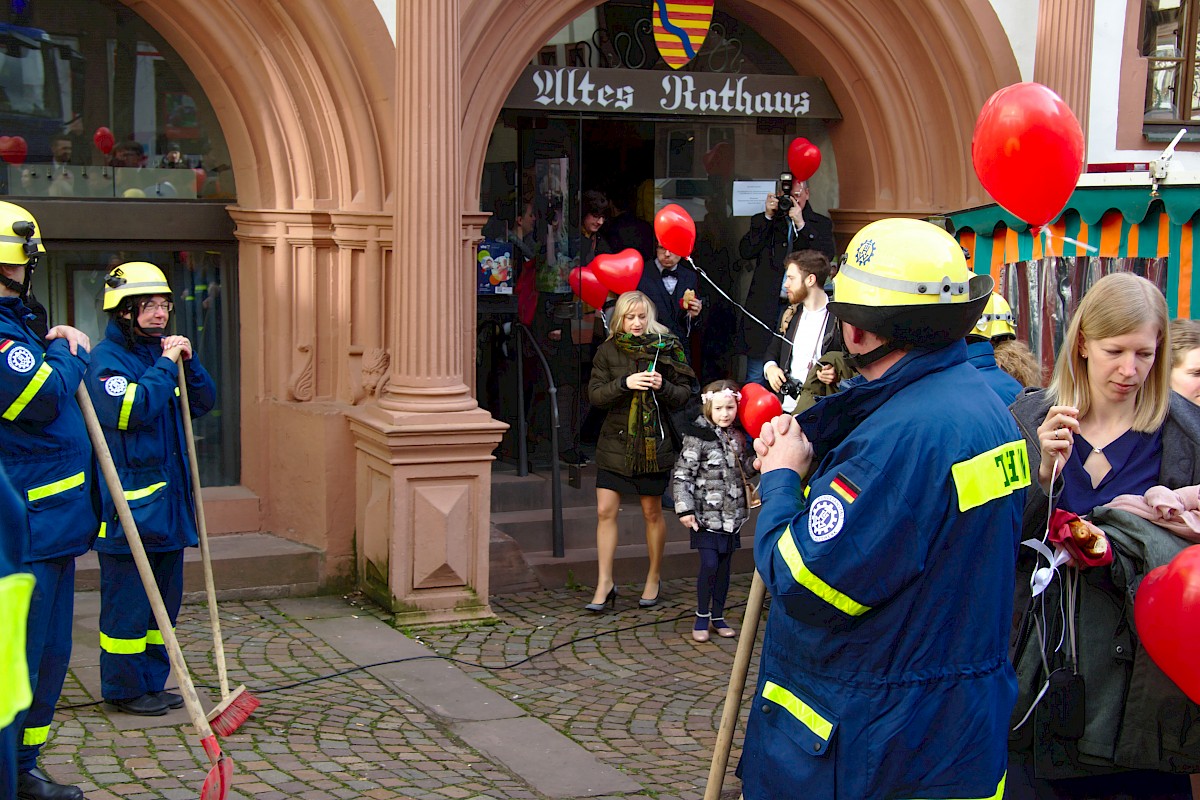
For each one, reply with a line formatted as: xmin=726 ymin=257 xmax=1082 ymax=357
xmin=176 ymin=360 xmax=229 ymax=698
xmin=703 ymin=570 xmax=767 ymax=800
xmin=76 ymin=383 xmax=217 ymax=742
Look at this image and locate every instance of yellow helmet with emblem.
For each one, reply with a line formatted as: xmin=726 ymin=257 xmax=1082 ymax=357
xmin=102 ymin=261 xmax=172 ymax=311
xmin=973 ymin=292 xmax=1016 ymax=340
xmin=0 ymin=200 xmax=45 ymax=267
xmin=830 ymin=218 xmax=993 ymax=348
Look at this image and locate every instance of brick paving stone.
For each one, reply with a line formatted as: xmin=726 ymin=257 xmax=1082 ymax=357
xmin=47 ymin=574 xmax=758 ymax=799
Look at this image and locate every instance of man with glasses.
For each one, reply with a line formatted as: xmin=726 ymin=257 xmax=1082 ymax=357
xmin=86 ymin=261 xmax=215 ymax=718
xmin=738 ymin=180 xmax=835 ymax=386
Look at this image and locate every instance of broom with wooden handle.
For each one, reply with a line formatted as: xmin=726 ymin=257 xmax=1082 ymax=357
xmin=77 ymin=383 xmax=233 ymax=800
xmin=704 ymin=570 xmax=767 ymax=800
xmin=176 ymin=360 xmax=259 ymax=735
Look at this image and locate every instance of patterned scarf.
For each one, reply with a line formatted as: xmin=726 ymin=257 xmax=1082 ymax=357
xmin=613 ymin=332 xmax=696 ymax=473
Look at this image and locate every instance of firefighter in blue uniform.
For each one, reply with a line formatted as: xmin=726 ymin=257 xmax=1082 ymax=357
xmin=1 ymin=463 xmax=35 ymax=800
xmin=740 ymin=219 xmax=1028 ymax=800
xmin=0 ymin=200 xmax=94 ymax=800
xmin=86 ymin=261 xmax=215 ymax=717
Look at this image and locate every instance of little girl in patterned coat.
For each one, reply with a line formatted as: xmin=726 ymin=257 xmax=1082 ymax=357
xmin=671 ymin=379 xmax=759 ymax=642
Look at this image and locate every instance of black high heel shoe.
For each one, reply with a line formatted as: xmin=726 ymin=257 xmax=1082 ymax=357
xmin=585 ymin=584 xmax=618 ymax=613
xmin=638 ymin=580 xmax=661 ymax=608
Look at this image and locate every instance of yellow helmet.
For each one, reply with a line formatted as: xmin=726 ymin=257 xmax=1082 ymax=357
xmin=974 ymin=292 xmax=1016 ymax=340
xmin=0 ymin=200 xmax=45 ymax=267
xmin=102 ymin=261 xmax=172 ymax=311
xmin=830 ymin=218 xmax=993 ymax=347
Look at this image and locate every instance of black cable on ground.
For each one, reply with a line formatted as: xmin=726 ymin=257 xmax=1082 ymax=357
xmin=56 ymin=595 xmax=759 ymax=711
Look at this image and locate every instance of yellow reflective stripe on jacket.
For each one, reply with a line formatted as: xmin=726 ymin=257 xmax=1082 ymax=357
xmin=2 ymin=361 xmax=53 ymax=421
xmin=97 ymin=521 xmax=106 ymax=539
xmin=22 ymin=724 xmax=48 ymax=746
xmin=146 ymin=628 xmax=170 ymax=646
xmin=777 ymin=525 xmax=871 ymax=617
xmin=26 ymin=471 xmax=85 ymax=502
xmin=951 ymin=440 xmax=1030 ymax=512
xmin=100 ymin=632 xmax=146 ymax=654
xmin=124 ymin=482 xmax=166 ymax=501
xmin=0 ymin=573 xmax=34 ymax=729
xmin=117 ymin=382 xmax=138 ymax=430
xmin=761 ymin=680 xmax=833 ymax=740
xmin=907 ymin=772 xmax=1006 ymax=800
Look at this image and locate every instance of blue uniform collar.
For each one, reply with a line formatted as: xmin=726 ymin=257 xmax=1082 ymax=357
xmin=0 ymin=295 xmax=34 ymax=321
xmin=105 ymin=317 xmax=162 ymax=356
xmin=966 ymin=339 xmax=998 ymax=368
xmin=797 ymin=340 xmax=969 ymax=461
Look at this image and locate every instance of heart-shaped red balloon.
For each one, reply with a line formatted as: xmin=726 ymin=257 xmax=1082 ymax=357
xmin=738 ymin=382 xmax=783 ymax=439
xmin=1134 ymin=545 xmax=1200 ymax=703
xmin=0 ymin=135 xmax=27 ymax=165
xmin=654 ymin=203 xmax=696 ymax=258
xmin=590 ymin=248 xmax=643 ymax=295
xmin=972 ymin=82 xmax=1084 ymax=230
xmin=93 ymin=126 xmax=115 ymax=156
xmin=787 ymin=137 xmax=821 ymax=182
xmin=703 ymin=141 xmax=734 ymax=178
xmin=569 ymin=265 xmax=609 ymax=310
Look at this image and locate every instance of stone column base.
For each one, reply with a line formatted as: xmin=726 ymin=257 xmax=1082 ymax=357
xmin=348 ymin=404 xmax=507 ymax=624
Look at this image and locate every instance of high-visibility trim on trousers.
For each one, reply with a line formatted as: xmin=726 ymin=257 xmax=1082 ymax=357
xmin=22 ymin=724 xmax=48 ymax=746
xmin=0 ymin=572 xmax=34 ymax=729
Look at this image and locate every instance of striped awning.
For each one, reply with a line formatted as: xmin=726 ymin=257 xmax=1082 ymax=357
xmin=948 ymin=185 xmax=1200 ymax=317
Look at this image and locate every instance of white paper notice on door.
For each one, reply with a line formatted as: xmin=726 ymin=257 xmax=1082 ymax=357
xmin=732 ymin=180 xmax=777 ymax=217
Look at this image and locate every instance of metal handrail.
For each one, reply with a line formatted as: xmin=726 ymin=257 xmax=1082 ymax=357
xmin=513 ymin=322 xmax=564 ymax=558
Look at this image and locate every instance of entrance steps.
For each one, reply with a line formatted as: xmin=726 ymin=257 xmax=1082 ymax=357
xmin=488 ymin=462 xmax=756 ymax=594
xmin=74 ymin=532 xmax=324 ymax=601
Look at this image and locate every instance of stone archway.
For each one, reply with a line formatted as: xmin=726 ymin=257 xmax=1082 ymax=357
xmin=459 ymin=0 xmax=1022 ymax=241
xmin=120 ymin=0 xmax=398 ymax=585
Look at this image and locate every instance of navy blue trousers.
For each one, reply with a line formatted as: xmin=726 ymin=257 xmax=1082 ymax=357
xmin=1 ymin=722 xmax=17 ymax=797
xmin=98 ymin=550 xmax=183 ymax=701
xmin=14 ymin=556 xmax=74 ymax=772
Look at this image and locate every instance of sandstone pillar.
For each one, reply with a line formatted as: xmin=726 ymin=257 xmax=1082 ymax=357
xmin=348 ymin=0 xmax=506 ymax=623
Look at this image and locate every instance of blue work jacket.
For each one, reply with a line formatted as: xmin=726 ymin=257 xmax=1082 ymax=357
xmin=86 ymin=320 xmax=215 ymax=553
xmin=741 ymin=341 xmax=1026 ymax=800
xmin=966 ymin=339 xmax=1023 ymax=406
xmin=0 ymin=296 xmax=97 ymax=562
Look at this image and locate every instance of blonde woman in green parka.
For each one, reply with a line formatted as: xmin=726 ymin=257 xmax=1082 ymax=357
xmin=584 ymin=290 xmax=695 ymax=613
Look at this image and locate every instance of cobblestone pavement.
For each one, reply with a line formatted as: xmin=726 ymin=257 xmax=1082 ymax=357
xmin=46 ymin=573 xmax=759 ymax=799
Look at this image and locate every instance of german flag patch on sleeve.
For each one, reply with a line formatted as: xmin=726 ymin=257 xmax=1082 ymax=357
xmin=830 ymin=473 xmax=860 ymax=504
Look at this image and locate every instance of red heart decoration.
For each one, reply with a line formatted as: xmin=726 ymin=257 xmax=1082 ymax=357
xmin=93 ymin=126 xmax=115 ymax=156
xmin=0 ymin=135 xmax=27 ymax=165
xmin=703 ymin=141 xmax=734 ymax=178
xmin=972 ymin=82 xmax=1084 ymax=230
xmin=569 ymin=265 xmax=609 ymax=310
xmin=1134 ymin=545 xmax=1200 ymax=703
xmin=590 ymin=248 xmax=643 ymax=295
xmin=787 ymin=137 xmax=821 ymax=181
xmin=738 ymin=382 xmax=783 ymax=439
xmin=654 ymin=203 xmax=696 ymax=258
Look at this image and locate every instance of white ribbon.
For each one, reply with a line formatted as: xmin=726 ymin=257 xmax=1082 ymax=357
xmin=1022 ymin=538 xmax=1071 ymax=597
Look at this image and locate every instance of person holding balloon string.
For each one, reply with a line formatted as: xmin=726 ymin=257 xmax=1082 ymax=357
xmin=1007 ymin=273 xmax=1200 ymax=799
xmin=584 ymin=290 xmax=696 ymax=612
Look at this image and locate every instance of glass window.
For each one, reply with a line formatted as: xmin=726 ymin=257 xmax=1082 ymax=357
xmin=0 ymin=0 xmax=235 ymax=201
xmin=1143 ymin=0 xmax=1200 ymax=122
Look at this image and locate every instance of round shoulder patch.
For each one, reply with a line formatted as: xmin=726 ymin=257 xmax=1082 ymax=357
xmin=6 ymin=345 xmax=35 ymax=374
xmin=104 ymin=375 xmax=129 ymax=397
xmin=808 ymin=494 xmax=846 ymax=542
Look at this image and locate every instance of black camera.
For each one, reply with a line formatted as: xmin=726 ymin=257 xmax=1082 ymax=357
xmin=776 ymin=172 xmax=795 ymax=213
xmin=780 ymin=378 xmax=803 ymax=399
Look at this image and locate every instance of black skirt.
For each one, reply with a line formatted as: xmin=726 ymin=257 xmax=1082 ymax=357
xmin=690 ymin=527 xmax=741 ymax=554
xmin=596 ymin=468 xmax=670 ymax=497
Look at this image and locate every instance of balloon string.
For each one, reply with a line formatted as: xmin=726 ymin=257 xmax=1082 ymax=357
xmin=1038 ymin=226 xmax=1096 ymax=256
xmin=684 ymin=257 xmax=792 ymax=348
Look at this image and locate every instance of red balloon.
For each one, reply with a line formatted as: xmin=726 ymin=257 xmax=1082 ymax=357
xmin=738 ymin=382 xmax=783 ymax=439
xmin=703 ymin=141 xmax=734 ymax=178
xmin=972 ymin=82 xmax=1084 ymax=230
xmin=590 ymin=249 xmax=643 ymax=295
xmin=0 ymin=136 xmax=27 ymax=166
xmin=787 ymin=137 xmax=822 ymax=181
xmin=569 ymin=266 xmax=609 ymax=310
xmin=1135 ymin=545 xmax=1200 ymax=703
xmin=93 ymin=126 xmax=115 ymax=156
xmin=653 ymin=204 xmax=696 ymax=258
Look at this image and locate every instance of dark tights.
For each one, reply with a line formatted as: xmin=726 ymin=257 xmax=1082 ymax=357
xmin=696 ymin=546 xmax=732 ymax=622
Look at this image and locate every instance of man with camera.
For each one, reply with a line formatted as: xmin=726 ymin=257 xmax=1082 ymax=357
xmin=738 ymin=175 xmax=835 ymax=386
xmin=763 ymin=250 xmax=846 ymax=413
